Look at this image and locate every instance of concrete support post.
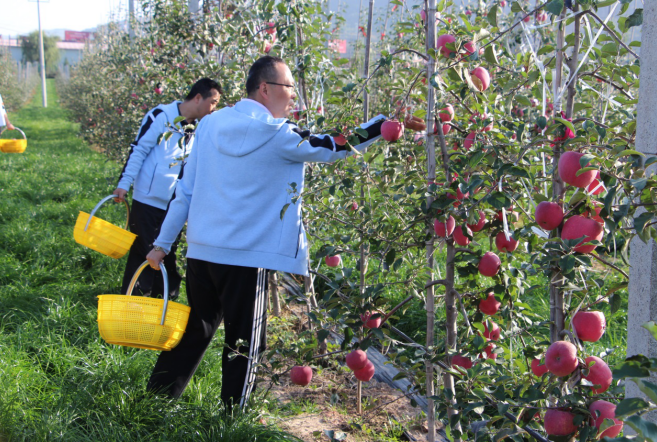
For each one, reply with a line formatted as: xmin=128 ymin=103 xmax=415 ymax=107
xmin=628 ymin=0 xmax=657 ymax=425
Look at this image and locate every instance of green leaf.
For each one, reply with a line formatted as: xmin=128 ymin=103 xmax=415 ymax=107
xmin=317 ymin=329 xmax=330 ymax=343
xmin=610 ymin=293 xmax=622 ymax=315
xmin=613 ymin=355 xmax=652 ymax=380
xmin=385 ymin=249 xmax=396 ymax=267
xmin=624 ymin=9 xmax=643 ymax=32
xmin=515 ymin=95 xmax=531 ymax=106
xmin=642 ymin=321 xmax=657 ymax=342
xmin=616 ymin=149 xmax=645 ymax=158
xmin=487 ymin=5 xmax=498 ymax=28
xmin=280 ymin=203 xmax=290 ymax=220
xmin=636 ymin=379 xmax=657 ymax=404
xmin=579 ymin=153 xmax=595 ymax=168
xmin=625 ymin=414 xmax=657 ymax=440
xmin=615 ymin=397 xmax=652 ymax=419
xmin=355 ymin=128 xmax=368 ymax=138
xmin=545 ymin=0 xmax=564 ymax=16
xmin=555 ymin=117 xmax=575 ymax=133
xmin=484 ymin=45 xmax=499 ymax=65
xmin=634 ymin=212 xmax=654 ymax=235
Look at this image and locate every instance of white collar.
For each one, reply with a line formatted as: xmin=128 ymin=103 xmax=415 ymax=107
xmin=242 ymin=98 xmax=273 ymax=117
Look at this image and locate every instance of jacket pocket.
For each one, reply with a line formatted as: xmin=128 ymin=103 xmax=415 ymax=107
xmin=147 ymin=164 xmax=180 ymax=199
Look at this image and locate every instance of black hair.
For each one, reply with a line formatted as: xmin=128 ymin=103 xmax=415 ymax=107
xmin=245 ymin=56 xmax=285 ymax=96
xmin=185 ymin=78 xmax=222 ymax=101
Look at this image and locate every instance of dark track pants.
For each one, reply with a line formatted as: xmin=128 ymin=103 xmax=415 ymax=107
xmin=121 ymin=199 xmax=182 ymax=299
xmin=147 ymin=259 xmax=268 ymax=409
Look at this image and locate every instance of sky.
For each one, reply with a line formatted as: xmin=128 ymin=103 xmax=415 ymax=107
xmin=0 ymin=0 xmax=128 ymax=37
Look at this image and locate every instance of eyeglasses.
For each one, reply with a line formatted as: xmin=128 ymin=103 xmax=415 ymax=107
xmin=265 ymin=81 xmax=296 ymax=90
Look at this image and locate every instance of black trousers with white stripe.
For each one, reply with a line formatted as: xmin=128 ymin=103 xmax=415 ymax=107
xmin=146 ymin=258 xmax=268 ymax=408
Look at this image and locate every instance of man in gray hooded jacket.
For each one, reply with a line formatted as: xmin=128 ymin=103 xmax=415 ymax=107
xmin=145 ymin=56 xmax=421 ymax=409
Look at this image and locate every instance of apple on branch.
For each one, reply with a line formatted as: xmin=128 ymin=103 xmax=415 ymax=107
xmin=478 ymin=252 xmax=501 ymax=277
xmin=479 ymin=293 xmax=501 ymax=315
xmin=353 ymin=360 xmax=375 ymax=382
xmin=545 ymin=340 xmax=578 ymax=377
xmin=561 ymin=215 xmax=604 ymax=253
xmin=589 ymin=400 xmax=623 ymax=438
xmin=453 ymin=225 xmax=473 ymax=246
xmin=346 ymin=349 xmax=368 ymax=371
xmin=290 ymin=365 xmax=313 ymax=386
xmin=325 ymin=255 xmax=342 ymax=267
xmin=544 ymin=409 xmax=579 ymax=437
xmin=572 ymin=310 xmax=606 ymax=342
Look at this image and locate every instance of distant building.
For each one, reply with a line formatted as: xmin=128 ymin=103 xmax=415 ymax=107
xmin=0 ymin=32 xmax=91 ymax=68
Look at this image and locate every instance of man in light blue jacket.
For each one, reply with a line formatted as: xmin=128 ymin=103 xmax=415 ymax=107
xmin=113 ymin=78 xmax=221 ymax=300
xmin=145 ymin=56 xmax=398 ymax=409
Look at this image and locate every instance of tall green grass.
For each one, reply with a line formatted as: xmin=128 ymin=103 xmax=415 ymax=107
xmin=0 ymin=80 xmax=301 ymax=442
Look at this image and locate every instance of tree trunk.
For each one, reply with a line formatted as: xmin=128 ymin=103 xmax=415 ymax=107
xmin=425 ymin=0 xmax=437 ymax=439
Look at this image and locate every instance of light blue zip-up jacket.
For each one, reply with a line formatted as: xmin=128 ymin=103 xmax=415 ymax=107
xmin=117 ymin=101 xmax=192 ymax=210
xmin=154 ymin=99 xmax=386 ymax=275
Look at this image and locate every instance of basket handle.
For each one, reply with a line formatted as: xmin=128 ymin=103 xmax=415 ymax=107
xmin=2 ymin=127 xmax=26 ymax=140
xmin=84 ymin=195 xmax=131 ymax=232
xmin=126 ymin=261 xmax=170 ymax=326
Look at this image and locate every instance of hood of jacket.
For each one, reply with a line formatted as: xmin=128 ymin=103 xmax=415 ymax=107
xmin=204 ymin=99 xmax=289 ymax=157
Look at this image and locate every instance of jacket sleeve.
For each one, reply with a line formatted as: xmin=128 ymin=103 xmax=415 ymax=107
xmin=277 ymin=114 xmax=386 ymax=163
xmin=116 ymin=109 xmax=167 ymax=191
xmin=152 ymin=123 xmax=198 ymax=253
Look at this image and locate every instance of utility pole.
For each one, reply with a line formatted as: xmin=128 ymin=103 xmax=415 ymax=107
xmin=128 ymin=0 xmax=135 ymax=41
xmin=29 ymin=0 xmax=48 ymax=107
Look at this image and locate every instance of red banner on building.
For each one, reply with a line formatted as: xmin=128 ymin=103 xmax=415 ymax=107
xmin=64 ymin=31 xmax=93 ymax=42
xmin=329 ymin=39 xmax=347 ymax=54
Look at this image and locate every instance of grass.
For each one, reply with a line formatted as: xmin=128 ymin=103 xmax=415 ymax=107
xmin=0 ymin=80 xmax=301 ymax=442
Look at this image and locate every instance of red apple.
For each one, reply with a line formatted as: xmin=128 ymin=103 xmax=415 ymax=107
xmin=590 ymin=400 xmax=623 ymax=438
xmin=500 ymin=0 xmax=507 ymax=6
xmin=266 ymin=22 xmax=276 ymax=34
xmin=572 ymin=311 xmax=606 ymax=342
xmin=346 ymin=349 xmax=368 ymax=371
xmin=154 ymin=87 xmax=163 ymax=95
xmin=583 ymin=356 xmax=612 ymax=394
xmin=468 ymin=211 xmax=487 ymax=232
xmin=361 ymin=311 xmax=382 ymax=329
xmin=536 ymin=11 xmax=548 ymax=22
xmin=439 ymin=104 xmax=454 ymax=122
xmin=350 ymin=202 xmax=358 ymax=211
xmin=478 ymin=252 xmax=501 ymax=277
xmin=587 ymin=170 xmax=604 ymax=195
xmin=434 ymin=216 xmax=456 ymax=237
xmin=495 ymin=232 xmax=519 ymax=253
xmin=381 ymin=120 xmax=405 ymax=142
xmin=535 ymin=201 xmax=564 ymax=230
xmin=290 ymin=365 xmax=313 ymax=386
xmin=558 ymin=151 xmax=598 ymax=188
xmin=470 ymin=112 xmax=493 ymax=132
xmin=437 ymin=34 xmax=456 ymax=58
xmin=470 ymin=67 xmax=491 ymax=92
xmin=483 ymin=320 xmax=501 ymax=341
xmin=561 ymin=215 xmax=604 ymax=253
xmin=583 ymin=204 xmax=604 ymax=225
xmin=464 ymin=132 xmax=477 ymax=150
xmin=531 ymin=358 xmax=549 ymax=377
xmin=453 ymin=225 xmax=473 ymax=246
xmin=544 ymin=409 xmax=578 ymax=436
xmin=480 ymin=343 xmax=497 ymax=360
xmin=463 ymin=41 xmax=476 ymax=56
xmin=523 ymin=15 xmax=532 ymax=22
xmin=452 ymin=354 xmax=474 ymax=370
xmin=545 ymin=341 xmax=578 ymax=377
xmin=333 ymin=134 xmax=347 ymax=146
xmin=447 ymin=188 xmax=469 ymax=207
xmin=325 ymin=255 xmax=342 ymax=267
xmin=353 ymin=360 xmax=375 ymax=382
xmin=479 ymin=293 xmax=501 ymax=315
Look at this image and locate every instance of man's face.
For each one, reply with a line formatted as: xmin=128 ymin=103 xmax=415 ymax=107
xmin=263 ymin=63 xmax=297 ymax=119
xmin=196 ymin=89 xmax=221 ymax=119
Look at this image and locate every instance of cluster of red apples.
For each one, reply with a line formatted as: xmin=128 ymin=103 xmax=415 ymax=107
xmin=290 ymin=312 xmax=381 ymax=387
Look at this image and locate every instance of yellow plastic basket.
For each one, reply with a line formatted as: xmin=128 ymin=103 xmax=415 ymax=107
xmin=0 ymin=127 xmax=27 ymax=153
xmin=74 ymin=195 xmax=137 ymax=259
xmin=98 ymin=261 xmax=191 ymax=351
